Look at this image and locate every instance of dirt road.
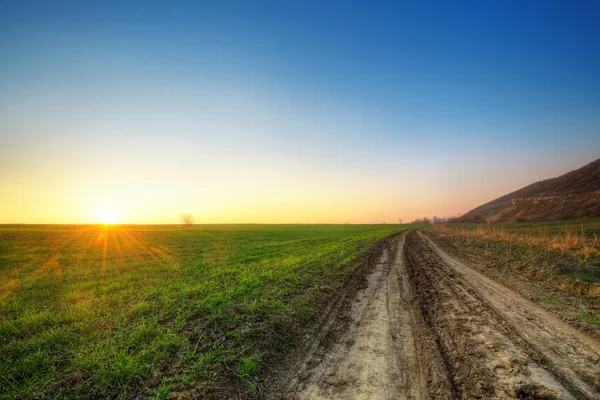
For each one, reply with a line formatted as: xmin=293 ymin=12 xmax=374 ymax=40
xmin=282 ymin=231 xmax=600 ymax=399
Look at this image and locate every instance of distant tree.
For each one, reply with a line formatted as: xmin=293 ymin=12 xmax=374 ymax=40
xmin=398 ymin=218 xmax=403 ymax=224
xmin=181 ymin=213 xmax=196 ymax=227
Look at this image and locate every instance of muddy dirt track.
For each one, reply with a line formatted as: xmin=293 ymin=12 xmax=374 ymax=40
xmin=276 ymin=231 xmax=600 ymax=399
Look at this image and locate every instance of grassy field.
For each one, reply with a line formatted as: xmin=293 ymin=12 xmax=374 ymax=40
xmin=0 ymin=224 xmax=415 ymax=399
xmin=433 ymin=219 xmax=600 ymax=269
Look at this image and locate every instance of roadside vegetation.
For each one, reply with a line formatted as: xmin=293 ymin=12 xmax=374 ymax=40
xmin=0 ymin=224 xmax=414 ymax=399
xmin=434 ymin=219 xmax=600 ymax=260
xmin=427 ymin=219 xmax=600 ymax=332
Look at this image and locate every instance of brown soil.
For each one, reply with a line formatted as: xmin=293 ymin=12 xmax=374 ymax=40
xmin=426 ymin=229 xmax=600 ymax=339
xmin=272 ymin=231 xmax=600 ymax=399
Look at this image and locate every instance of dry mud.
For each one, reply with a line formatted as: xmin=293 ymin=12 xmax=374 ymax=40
xmin=278 ymin=231 xmax=600 ymax=399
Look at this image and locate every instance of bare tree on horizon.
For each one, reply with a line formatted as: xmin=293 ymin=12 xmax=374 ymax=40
xmin=181 ymin=213 xmax=196 ymax=227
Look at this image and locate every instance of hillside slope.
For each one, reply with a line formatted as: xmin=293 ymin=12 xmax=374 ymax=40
xmin=460 ymin=159 xmax=600 ymax=223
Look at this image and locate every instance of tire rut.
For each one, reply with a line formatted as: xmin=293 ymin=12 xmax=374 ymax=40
xmin=282 ymin=233 xmax=421 ymax=399
xmin=403 ymin=231 xmax=600 ymax=399
xmin=280 ymin=230 xmax=600 ymax=399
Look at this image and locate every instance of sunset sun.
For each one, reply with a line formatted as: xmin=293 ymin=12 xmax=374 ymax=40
xmin=95 ymin=209 xmax=118 ymax=224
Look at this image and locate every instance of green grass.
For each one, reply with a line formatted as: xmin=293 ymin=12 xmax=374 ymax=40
xmin=537 ymin=296 xmax=600 ymax=324
xmin=577 ymin=312 xmax=600 ymax=325
xmin=537 ymin=295 xmax=573 ymax=313
xmin=0 ymin=223 xmax=416 ymax=398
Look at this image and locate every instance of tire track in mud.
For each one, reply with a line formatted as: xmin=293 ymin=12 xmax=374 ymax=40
xmin=281 ymin=233 xmax=422 ymax=399
xmin=281 ymin=230 xmax=600 ymax=399
xmin=403 ymin=231 xmax=600 ymax=399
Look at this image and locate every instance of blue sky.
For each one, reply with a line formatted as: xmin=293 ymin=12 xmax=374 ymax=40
xmin=1 ymin=1 xmax=599 ymax=223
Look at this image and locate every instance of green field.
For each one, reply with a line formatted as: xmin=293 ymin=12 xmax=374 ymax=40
xmin=0 ymin=224 xmax=414 ymax=398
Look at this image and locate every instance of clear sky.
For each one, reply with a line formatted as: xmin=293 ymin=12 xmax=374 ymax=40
xmin=1 ymin=0 xmax=599 ymax=224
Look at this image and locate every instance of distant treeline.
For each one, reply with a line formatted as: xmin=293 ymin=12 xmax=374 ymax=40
xmin=411 ymin=215 xmax=464 ymax=224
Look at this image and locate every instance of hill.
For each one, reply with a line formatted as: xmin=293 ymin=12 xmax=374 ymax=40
xmin=460 ymin=158 xmax=600 ymax=223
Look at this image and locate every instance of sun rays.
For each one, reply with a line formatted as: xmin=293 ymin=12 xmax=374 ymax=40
xmin=120 ymin=229 xmax=180 ymax=271
xmin=0 ymin=228 xmax=91 ymax=299
xmin=101 ymin=229 xmax=108 ymax=283
xmin=0 ymin=225 xmax=179 ymax=301
xmin=0 ymin=278 xmax=18 ymax=300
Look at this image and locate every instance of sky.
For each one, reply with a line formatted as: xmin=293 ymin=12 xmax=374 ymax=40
xmin=1 ymin=0 xmax=599 ymax=224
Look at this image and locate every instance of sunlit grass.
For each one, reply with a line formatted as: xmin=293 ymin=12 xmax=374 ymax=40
xmin=430 ymin=219 xmax=600 ymax=287
xmin=431 ymin=219 xmax=600 ymax=261
xmin=0 ymin=223 xmax=414 ymax=398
